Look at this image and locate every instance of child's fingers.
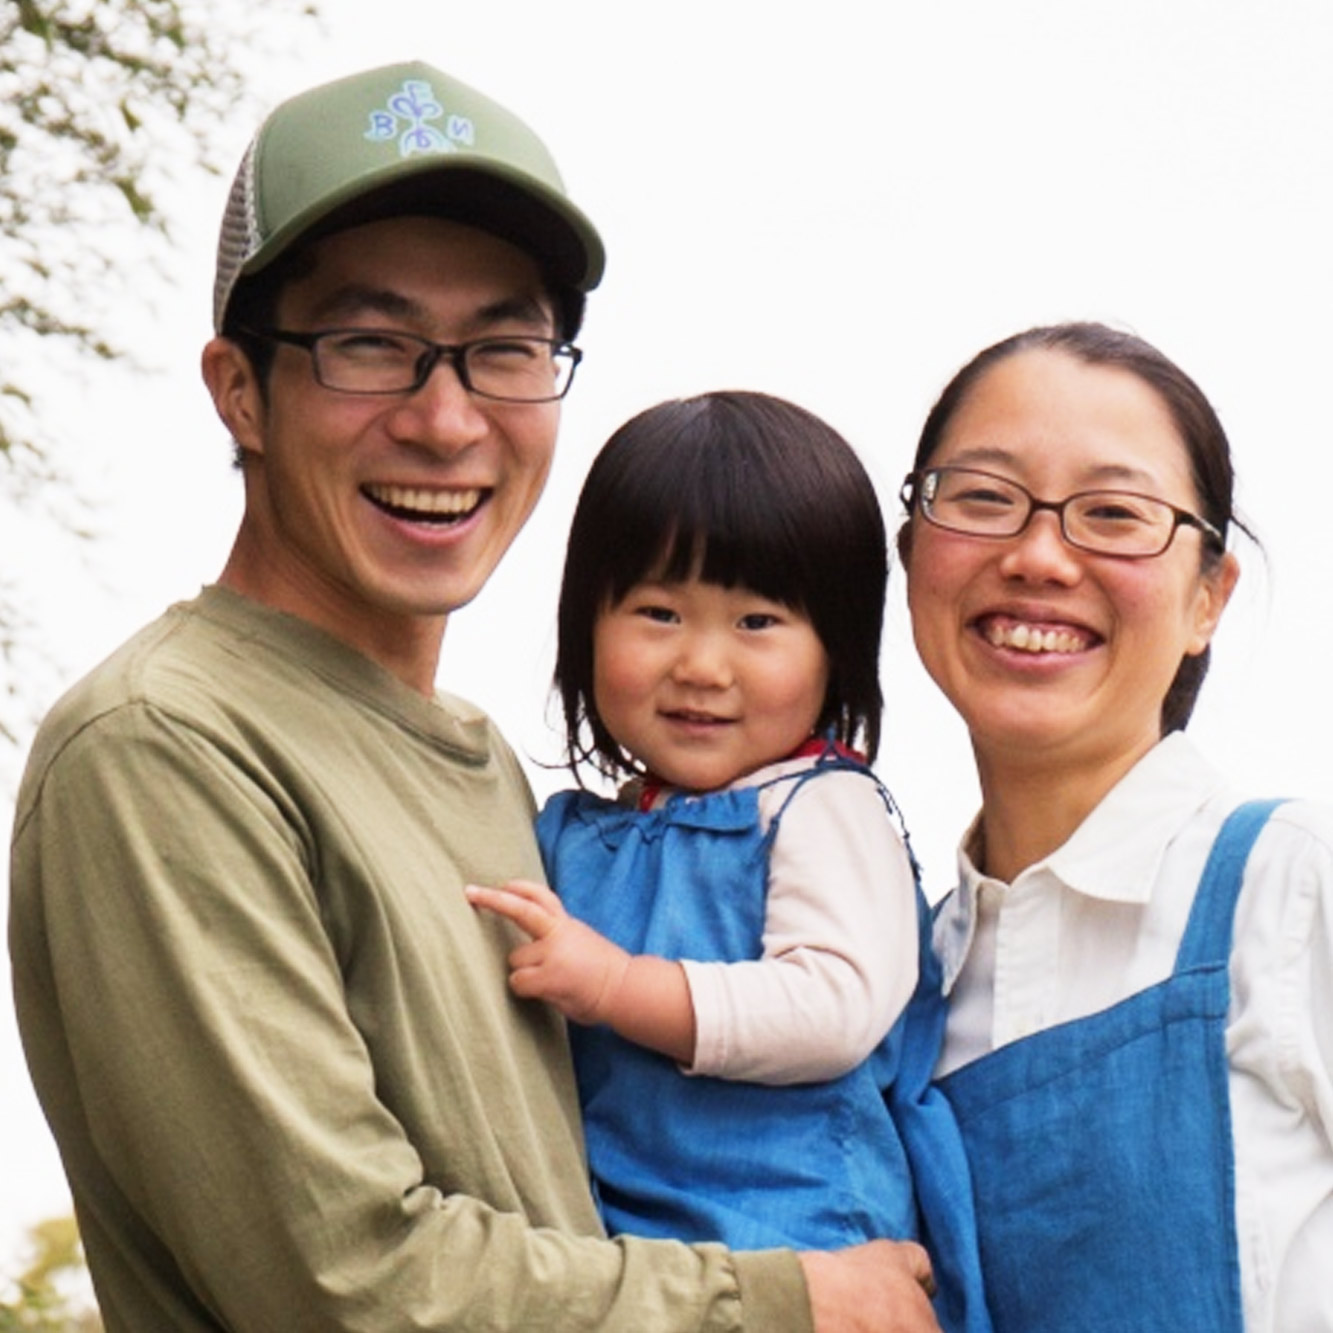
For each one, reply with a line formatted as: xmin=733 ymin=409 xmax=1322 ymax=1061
xmin=507 ymin=961 xmax=550 ymax=999
xmin=465 ymin=881 xmax=563 ymax=938
xmin=492 ymin=878 xmax=563 ymax=912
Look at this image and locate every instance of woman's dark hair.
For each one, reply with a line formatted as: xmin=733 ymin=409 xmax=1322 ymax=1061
xmin=556 ymin=390 xmax=888 ymax=780
xmin=900 ymin=321 xmax=1247 ymax=734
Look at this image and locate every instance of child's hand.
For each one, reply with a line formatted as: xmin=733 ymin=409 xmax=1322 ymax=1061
xmin=467 ymin=880 xmax=697 ymax=1062
xmin=465 ymin=879 xmax=631 ymax=1026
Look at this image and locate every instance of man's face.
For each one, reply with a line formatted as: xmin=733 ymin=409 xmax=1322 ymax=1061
xmin=216 ymin=216 xmax=562 ymax=681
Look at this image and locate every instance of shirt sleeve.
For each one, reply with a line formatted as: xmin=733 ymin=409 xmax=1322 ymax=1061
xmin=9 ymin=703 xmax=812 ymax=1333
xmin=1231 ymin=799 xmax=1333 ymax=1122
xmin=1269 ymin=805 xmax=1333 ymax=1121
xmin=682 ymin=769 xmax=920 ymax=1085
xmin=1229 ymin=800 xmax=1333 ymax=1330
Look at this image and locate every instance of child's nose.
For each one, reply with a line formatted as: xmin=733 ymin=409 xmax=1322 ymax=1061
xmin=671 ymin=633 xmax=732 ymax=687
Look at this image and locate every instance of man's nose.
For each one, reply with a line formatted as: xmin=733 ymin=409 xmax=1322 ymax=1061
xmin=387 ymin=357 xmax=490 ymax=451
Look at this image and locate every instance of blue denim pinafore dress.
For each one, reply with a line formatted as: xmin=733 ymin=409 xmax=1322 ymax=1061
xmin=539 ymin=757 xmax=993 ymax=1333
xmin=537 ymin=763 xmax=918 ymax=1250
xmin=936 ymin=799 xmax=1282 ymax=1333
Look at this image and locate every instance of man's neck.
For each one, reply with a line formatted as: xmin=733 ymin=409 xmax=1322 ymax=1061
xmin=217 ymin=544 xmax=446 ymax=697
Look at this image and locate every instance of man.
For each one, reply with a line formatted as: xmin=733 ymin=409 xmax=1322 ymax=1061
xmin=10 ymin=62 xmax=940 ymax=1331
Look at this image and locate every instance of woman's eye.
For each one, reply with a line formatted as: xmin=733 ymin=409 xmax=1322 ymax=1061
xmin=954 ymin=486 xmax=1016 ymax=510
xmin=1080 ymin=496 xmax=1154 ymax=526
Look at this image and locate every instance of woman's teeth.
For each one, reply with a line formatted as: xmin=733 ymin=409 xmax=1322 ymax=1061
xmin=984 ymin=620 xmax=1089 ymax=654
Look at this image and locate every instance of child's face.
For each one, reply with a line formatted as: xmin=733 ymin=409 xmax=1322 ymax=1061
xmin=592 ymin=576 xmax=830 ymax=791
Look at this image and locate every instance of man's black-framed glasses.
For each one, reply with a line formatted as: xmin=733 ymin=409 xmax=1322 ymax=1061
xmin=900 ymin=466 xmax=1225 ymax=559
xmin=247 ymin=328 xmax=582 ymax=402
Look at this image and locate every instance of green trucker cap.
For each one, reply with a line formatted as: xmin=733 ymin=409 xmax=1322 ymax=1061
xmin=212 ymin=61 xmax=605 ymax=332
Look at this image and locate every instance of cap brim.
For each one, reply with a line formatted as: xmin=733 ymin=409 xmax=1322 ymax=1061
xmin=242 ymin=157 xmax=605 ymax=294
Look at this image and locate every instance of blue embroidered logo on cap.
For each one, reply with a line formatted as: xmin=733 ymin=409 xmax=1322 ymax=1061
xmin=365 ymin=79 xmax=475 ymax=157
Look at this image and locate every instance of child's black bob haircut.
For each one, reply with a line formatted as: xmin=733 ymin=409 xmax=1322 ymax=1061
xmin=554 ymin=390 xmax=888 ymax=781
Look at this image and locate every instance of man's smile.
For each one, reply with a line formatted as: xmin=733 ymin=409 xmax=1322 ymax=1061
xmin=363 ymin=483 xmax=486 ymax=524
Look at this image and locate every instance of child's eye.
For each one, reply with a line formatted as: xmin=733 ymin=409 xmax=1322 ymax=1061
xmin=632 ymin=604 xmax=678 ymax=624
xmin=737 ymin=612 xmax=780 ymax=631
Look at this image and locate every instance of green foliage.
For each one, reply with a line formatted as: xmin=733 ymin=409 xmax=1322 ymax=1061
xmin=0 ymin=0 xmax=317 ymax=747
xmin=1 ymin=0 xmax=316 ymax=458
xmin=0 ymin=1217 xmax=102 ymax=1331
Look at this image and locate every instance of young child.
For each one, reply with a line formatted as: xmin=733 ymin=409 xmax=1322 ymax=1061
xmin=468 ymin=391 xmax=987 ymax=1330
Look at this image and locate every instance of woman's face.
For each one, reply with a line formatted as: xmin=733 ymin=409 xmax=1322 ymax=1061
xmin=904 ymin=347 xmax=1238 ymax=778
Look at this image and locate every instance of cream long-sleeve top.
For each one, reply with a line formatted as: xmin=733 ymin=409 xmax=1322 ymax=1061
xmin=645 ymin=755 xmax=921 ymax=1085
xmin=934 ymin=732 xmax=1333 ymax=1332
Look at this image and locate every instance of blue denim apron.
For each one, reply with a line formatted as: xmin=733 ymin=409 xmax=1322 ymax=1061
xmin=539 ymin=756 xmax=992 ymax=1333
xmin=936 ymin=799 xmax=1282 ymax=1333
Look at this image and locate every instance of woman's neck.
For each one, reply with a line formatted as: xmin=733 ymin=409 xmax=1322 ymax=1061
xmin=971 ymin=739 xmax=1155 ymax=883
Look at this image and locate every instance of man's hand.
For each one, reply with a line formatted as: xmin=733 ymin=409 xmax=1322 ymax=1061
xmin=799 ymin=1240 xmax=942 ymax=1333
xmin=466 ymin=879 xmax=631 ymax=1024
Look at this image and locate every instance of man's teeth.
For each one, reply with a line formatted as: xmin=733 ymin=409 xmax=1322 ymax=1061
xmin=984 ymin=621 xmax=1088 ymax=654
xmin=367 ymin=485 xmax=482 ymax=518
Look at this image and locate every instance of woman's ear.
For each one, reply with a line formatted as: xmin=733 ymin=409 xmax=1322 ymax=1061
xmin=894 ymin=519 xmax=914 ymax=571
xmin=201 ymin=337 xmax=266 ymax=458
xmin=1187 ymin=550 xmax=1240 ymax=655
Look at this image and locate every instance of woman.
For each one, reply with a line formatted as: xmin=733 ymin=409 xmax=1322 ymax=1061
xmin=897 ymin=322 xmax=1332 ymax=1331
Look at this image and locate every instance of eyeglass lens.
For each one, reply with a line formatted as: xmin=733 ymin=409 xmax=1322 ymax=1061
xmin=313 ymin=331 xmax=575 ymax=400
xmin=922 ymin=468 xmax=1179 ymax=556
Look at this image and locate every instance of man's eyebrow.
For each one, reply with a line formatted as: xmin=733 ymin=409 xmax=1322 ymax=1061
xmin=303 ymin=287 xmax=556 ymax=334
xmin=469 ymin=294 xmax=556 ymax=333
xmin=306 ymin=285 xmax=422 ymax=325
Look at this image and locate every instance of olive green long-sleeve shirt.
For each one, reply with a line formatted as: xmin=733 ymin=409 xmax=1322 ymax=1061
xmin=10 ymin=586 xmax=809 ymax=1332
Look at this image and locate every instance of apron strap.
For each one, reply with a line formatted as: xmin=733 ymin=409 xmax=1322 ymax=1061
xmin=1174 ymin=798 xmax=1285 ymax=971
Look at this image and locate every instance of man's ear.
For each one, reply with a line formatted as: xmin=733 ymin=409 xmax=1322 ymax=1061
xmin=201 ymin=337 xmax=266 ymax=458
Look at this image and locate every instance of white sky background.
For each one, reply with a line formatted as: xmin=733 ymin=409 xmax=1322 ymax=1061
xmin=4 ymin=0 xmax=1333 ymax=1261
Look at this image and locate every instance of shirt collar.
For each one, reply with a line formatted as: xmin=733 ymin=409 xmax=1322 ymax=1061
xmin=195 ymin=585 xmax=493 ymax=762
xmin=934 ymin=732 xmax=1230 ymax=994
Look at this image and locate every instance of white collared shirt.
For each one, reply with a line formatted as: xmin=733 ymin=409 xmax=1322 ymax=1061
xmin=934 ymin=732 xmax=1333 ymax=1331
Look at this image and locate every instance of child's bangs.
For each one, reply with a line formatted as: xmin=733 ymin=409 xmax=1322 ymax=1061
xmin=609 ymin=462 xmax=806 ymax=610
